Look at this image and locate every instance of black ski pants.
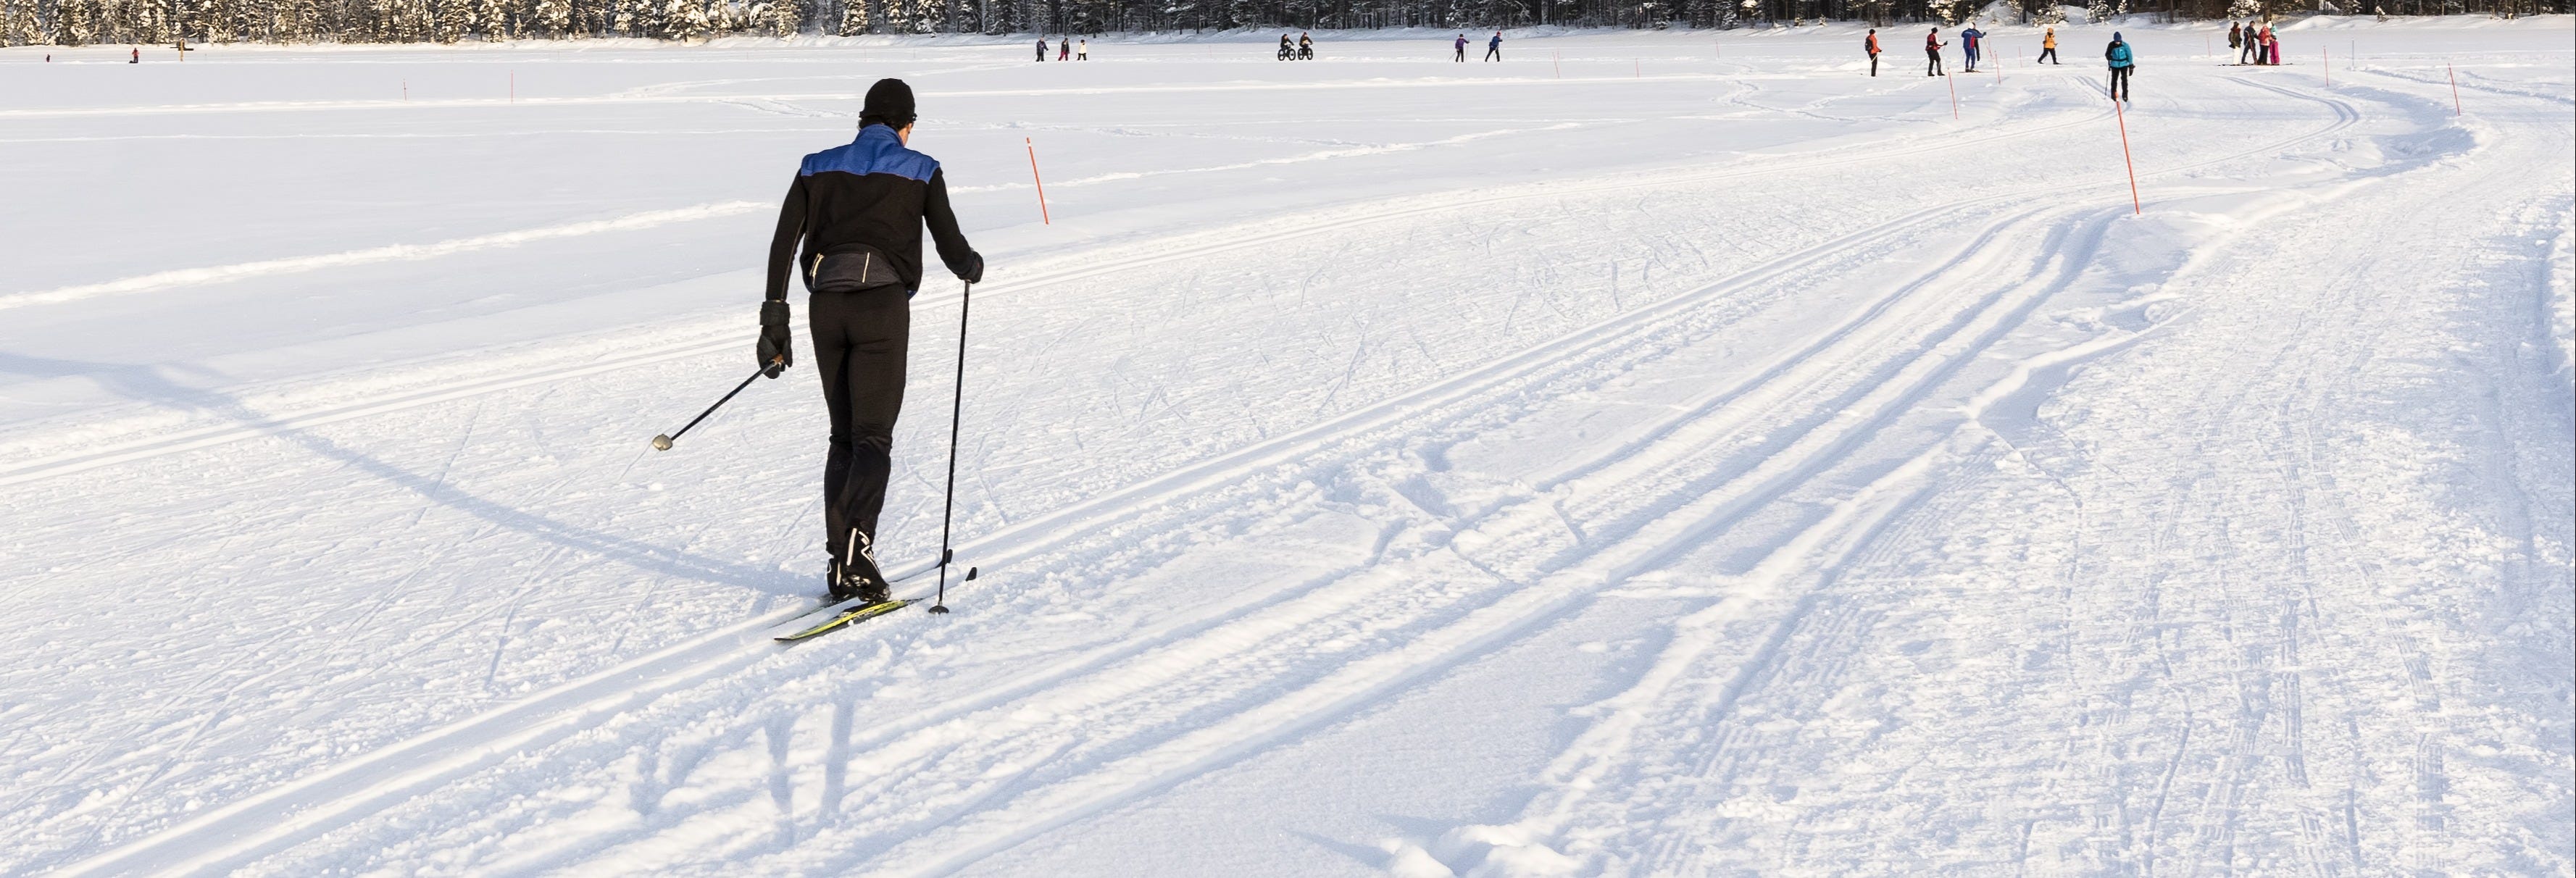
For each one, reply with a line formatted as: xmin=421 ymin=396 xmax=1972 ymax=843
xmin=812 ymin=285 xmax=909 ymax=567
xmin=1927 ymin=50 xmax=1943 ymax=76
xmin=2038 ymin=47 xmax=2058 ymax=64
xmin=1485 ymin=46 xmax=1501 ymax=61
xmin=1870 ymin=51 xmax=1879 ymax=75
xmin=2109 ymin=65 xmax=2132 ymax=101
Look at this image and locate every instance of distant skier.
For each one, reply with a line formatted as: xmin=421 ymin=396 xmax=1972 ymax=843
xmin=1959 ymin=23 xmax=1983 ymax=72
xmin=2262 ymin=26 xmax=2280 ymax=65
xmin=1077 ymin=38 xmax=1088 ymax=60
xmin=1035 ymin=38 xmax=1048 ymax=62
xmin=1454 ymin=33 xmax=1468 ymax=62
xmin=1865 ymin=28 xmax=1881 ymax=77
xmin=2240 ymin=22 xmax=2259 ymax=63
xmin=1299 ymin=32 xmax=1314 ymax=59
xmin=130 ymin=47 xmax=139 ymax=63
xmin=1925 ymin=27 xmax=1946 ymax=77
xmin=760 ymin=79 xmax=984 ymax=605
xmin=2105 ymin=32 xmax=2134 ymax=101
xmin=2038 ymin=27 xmax=2059 ymax=64
xmin=1485 ymin=30 xmax=1503 ymax=62
xmin=1058 ymin=38 xmax=1070 ymax=61
xmin=2227 ymin=21 xmax=2244 ymax=62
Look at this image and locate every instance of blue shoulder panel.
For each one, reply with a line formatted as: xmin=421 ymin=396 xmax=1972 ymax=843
xmin=800 ymin=125 xmax=941 ymax=182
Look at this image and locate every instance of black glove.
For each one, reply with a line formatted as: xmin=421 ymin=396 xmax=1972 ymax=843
xmin=757 ymin=300 xmax=791 ymax=378
xmin=959 ymin=252 xmax=985 ymax=285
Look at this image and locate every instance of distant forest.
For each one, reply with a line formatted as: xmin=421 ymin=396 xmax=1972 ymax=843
xmin=4 ymin=0 xmax=2562 ymax=48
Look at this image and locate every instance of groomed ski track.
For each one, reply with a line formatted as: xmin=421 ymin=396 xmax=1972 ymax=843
xmin=4 ymin=23 xmax=2569 ymax=877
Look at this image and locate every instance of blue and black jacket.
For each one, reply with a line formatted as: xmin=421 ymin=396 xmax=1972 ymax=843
xmin=766 ymin=124 xmax=978 ymax=301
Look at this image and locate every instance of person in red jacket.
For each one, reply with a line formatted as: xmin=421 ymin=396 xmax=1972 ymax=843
xmin=1925 ymin=28 xmax=1946 ymax=77
xmin=1866 ymin=28 xmax=1882 ymax=77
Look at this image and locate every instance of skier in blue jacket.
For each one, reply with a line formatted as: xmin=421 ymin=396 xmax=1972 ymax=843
xmin=1960 ymin=25 xmax=1983 ymax=72
xmin=761 ymin=79 xmax=985 ymax=603
xmin=2106 ymin=33 xmax=2135 ymax=102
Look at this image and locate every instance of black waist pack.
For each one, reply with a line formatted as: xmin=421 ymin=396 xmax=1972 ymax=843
xmin=808 ymin=246 xmax=905 ymax=293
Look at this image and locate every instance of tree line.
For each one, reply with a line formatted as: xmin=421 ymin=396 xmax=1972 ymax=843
xmin=4 ymin=0 xmax=2559 ymax=49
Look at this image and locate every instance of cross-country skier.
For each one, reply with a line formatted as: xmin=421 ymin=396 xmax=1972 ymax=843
xmin=1925 ymin=27 xmax=1946 ymax=77
xmin=2039 ymin=26 xmax=2059 ymax=64
xmin=130 ymin=47 xmax=139 ymax=63
xmin=1960 ymin=23 xmax=1983 ymax=72
xmin=1866 ymin=28 xmax=1881 ymax=76
xmin=1485 ymin=30 xmax=1503 ymax=61
xmin=1035 ymin=38 xmax=1048 ymax=61
xmin=2241 ymin=22 xmax=2260 ymax=63
xmin=2105 ymin=32 xmax=2135 ymax=102
xmin=1059 ymin=38 xmax=1071 ymax=60
xmin=1077 ymin=38 xmax=1088 ymax=60
xmin=2227 ymin=21 xmax=2243 ymax=62
xmin=760 ymin=78 xmax=985 ymax=605
xmin=1454 ymin=33 xmax=1468 ymax=62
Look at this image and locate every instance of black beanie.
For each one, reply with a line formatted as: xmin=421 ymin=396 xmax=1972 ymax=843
xmin=859 ymin=78 xmax=916 ymax=130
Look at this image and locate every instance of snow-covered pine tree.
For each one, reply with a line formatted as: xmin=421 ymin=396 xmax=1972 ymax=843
xmin=659 ymin=0 xmax=705 ymax=38
xmin=530 ymin=0 xmax=568 ymax=35
xmin=758 ymin=0 xmax=796 ymax=34
xmin=0 ymin=0 xmax=41 ymax=46
xmin=2226 ymin=0 xmax=2259 ymax=17
xmin=121 ymin=0 xmax=168 ymax=41
xmin=2085 ymin=0 xmax=2108 ymax=20
xmin=472 ymin=0 xmax=507 ymax=39
xmin=434 ymin=0 xmax=469 ymax=41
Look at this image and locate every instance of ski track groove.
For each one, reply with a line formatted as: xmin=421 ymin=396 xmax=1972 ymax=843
xmin=1588 ymin=69 xmax=2552 ymax=877
xmin=0 ymin=91 xmax=2117 ymax=493
xmin=32 ymin=62 xmax=2465 ymax=878
xmin=781 ymin=191 xmax=2127 ymax=875
xmin=58 ymin=128 xmax=2099 ymax=878
xmin=1461 ymin=72 xmax=2399 ymax=874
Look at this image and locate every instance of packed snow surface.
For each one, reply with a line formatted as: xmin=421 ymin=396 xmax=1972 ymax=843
xmin=4 ymin=18 xmax=2571 ymax=877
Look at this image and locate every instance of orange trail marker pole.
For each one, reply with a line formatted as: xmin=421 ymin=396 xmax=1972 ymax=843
xmin=2112 ymin=94 xmax=2140 ymax=215
xmin=1025 ymin=138 xmax=1051 ymax=225
xmin=1947 ymin=72 xmax=1959 ymax=119
xmin=1554 ymin=51 xmax=1560 ymax=78
xmin=2322 ymin=47 xmax=2328 ymax=85
xmin=2448 ymin=63 xmax=2462 ymax=115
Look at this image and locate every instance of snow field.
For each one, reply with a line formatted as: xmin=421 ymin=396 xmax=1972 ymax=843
xmin=2 ymin=20 xmax=2570 ymax=877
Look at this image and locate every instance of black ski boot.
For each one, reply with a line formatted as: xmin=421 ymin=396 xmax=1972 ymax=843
xmin=832 ymin=531 xmax=892 ymax=604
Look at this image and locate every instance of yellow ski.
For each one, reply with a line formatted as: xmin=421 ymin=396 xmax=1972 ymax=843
xmin=776 ymin=599 xmax=911 ymax=642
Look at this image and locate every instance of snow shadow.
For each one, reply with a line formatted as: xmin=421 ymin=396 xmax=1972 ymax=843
xmin=0 ymin=351 xmax=786 ymax=593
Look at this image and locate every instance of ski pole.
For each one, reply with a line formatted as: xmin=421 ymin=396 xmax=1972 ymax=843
xmin=930 ymin=280 xmax=976 ymax=614
xmin=651 ymin=364 xmax=768 ymax=451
